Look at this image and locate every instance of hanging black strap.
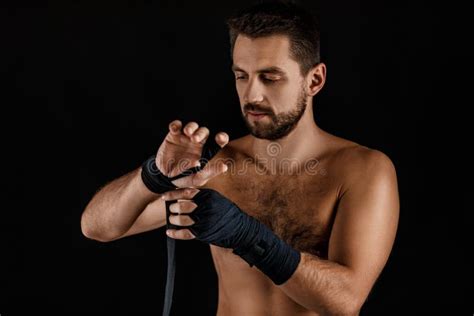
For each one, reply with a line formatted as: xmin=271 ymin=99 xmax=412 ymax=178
xmin=161 ymin=142 xmax=221 ymax=316
xmin=162 ymin=201 xmax=177 ymax=316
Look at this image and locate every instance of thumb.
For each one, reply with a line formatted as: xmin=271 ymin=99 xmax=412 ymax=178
xmin=215 ymin=132 xmax=229 ymax=148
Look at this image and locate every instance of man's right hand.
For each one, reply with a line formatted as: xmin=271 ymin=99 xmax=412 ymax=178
xmin=155 ymin=120 xmax=229 ymax=188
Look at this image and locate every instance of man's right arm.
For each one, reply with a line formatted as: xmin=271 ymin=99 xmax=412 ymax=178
xmin=81 ymin=166 xmax=166 ymax=242
xmin=80 ymin=120 xmax=229 ymax=242
xmin=80 ymin=157 xmax=228 ymax=242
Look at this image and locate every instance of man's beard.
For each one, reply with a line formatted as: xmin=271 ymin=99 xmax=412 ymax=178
xmin=241 ymin=86 xmax=307 ymax=140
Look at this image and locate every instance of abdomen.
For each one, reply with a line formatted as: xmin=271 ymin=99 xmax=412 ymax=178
xmin=211 ymin=245 xmax=320 ymax=316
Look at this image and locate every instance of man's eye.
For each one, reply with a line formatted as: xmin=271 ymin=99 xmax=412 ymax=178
xmin=236 ymin=76 xmax=247 ymax=80
xmin=262 ymin=77 xmax=278 ymax=83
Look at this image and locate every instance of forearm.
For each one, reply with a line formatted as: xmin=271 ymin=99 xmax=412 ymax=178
xmin=81 ymin=167 xmax=159 ymax=241
xmin=279 ymin=252 xmax=361 ymax=316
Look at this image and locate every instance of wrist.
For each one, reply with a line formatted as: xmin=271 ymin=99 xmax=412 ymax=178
xmin=140 ymin=155 xmax=177 ymax=194
xmin=253 ymin=236 xmax=301 ymax=285
xmin=232 ymin=217 xmax=301 ymax=285
xmin=136 ymin=166 xmax=162 ymax=199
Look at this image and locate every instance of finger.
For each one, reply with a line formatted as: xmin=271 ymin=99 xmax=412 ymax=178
xmin=194 ymin=160 xmax=229 ymax=186
xmin=171 ymin=159 xmax=228 ymax=187
xmin=169 ymin=200 xmax=198 ymax=214
xmin=161 ymin=188 xmax=200 ymax=201
xmin=166 ymin=229 xmax=196 ymax=240
xmin=169 ymin=214 xmax=195 ymax=226
xmin=192 ymin=126 xmax=210 ymax=144
xmin=183 ymin=122 xmax=199 ymax=137
xmin=215 ymin=132 xmax=229 ymax=148
xmin=168 ymin=120 xmax=183 ymax=135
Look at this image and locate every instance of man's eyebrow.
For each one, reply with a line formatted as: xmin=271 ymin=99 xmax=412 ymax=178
xmin=231 ymin=65 xmax=286 ymax=75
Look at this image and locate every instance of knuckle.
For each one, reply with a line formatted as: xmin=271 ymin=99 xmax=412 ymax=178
xmin=171 ymin=216 xmax=181 ymax=226
xmin=170 ymin=202 xmax=180 ymax=213
xmin=185 ymin=216 xmax=194 ymax=225
xmin=186 ymin=215 xmax=194 ymax=224
xmin=169 ymin=216 xmax=176 ymax=225
xmin=183 ymin=201 xmax=194 ymax=212
xmin=178 ymin=201 xmax=187 ymax=211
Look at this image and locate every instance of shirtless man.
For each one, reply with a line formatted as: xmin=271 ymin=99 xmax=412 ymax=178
xmin=81 ymin=2 xmax=399 ymax=315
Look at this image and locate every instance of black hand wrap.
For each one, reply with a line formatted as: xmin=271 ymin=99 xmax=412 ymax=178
xmin=140 ymin=156 xmax=178 ymax=194
xmin=187 ymin=189 xmax=301 ymax=285
xmin=141 ymin=143 xmax=221 ymax=194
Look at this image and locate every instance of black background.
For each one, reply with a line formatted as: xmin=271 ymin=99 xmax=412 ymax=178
xmin=1 ymin=0 xmax=471 ymax=315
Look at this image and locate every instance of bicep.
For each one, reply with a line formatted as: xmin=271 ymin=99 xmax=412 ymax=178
xmin=328 ymin=151 xmax=399 ymax=297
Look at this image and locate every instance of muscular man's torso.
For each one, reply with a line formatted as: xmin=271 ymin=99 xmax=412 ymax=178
xmin=203 ymin=133 xmax=364 ymax=316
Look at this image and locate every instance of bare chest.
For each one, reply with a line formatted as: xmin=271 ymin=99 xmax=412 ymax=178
xmin=210 ymin=171 xmax=339 ymax=258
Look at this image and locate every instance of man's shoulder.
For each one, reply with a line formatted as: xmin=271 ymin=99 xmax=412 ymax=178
xmin=336 ymin=142 xmax=389 ymax=163
xmin=320 ymin=129 xmax=391 ymax=166
xmin=331 ymin=143 xmax=397 ymax=191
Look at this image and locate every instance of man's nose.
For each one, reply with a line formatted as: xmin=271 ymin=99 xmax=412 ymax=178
xmin=243 ymin=78 xmax=264 ymax=104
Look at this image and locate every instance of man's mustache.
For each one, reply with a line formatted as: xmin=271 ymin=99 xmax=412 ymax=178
xmin=243 ymin=103 xmax=273 ymax=115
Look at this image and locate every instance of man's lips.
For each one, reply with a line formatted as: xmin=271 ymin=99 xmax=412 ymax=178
xmin=247 ymin=111 xmax=269 ymax=116
xmin=247 ymin=111 xmax=267 ymax=121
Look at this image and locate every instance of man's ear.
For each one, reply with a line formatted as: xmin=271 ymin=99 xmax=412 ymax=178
xmin=306 ymin=63 xmax=326 ymax=96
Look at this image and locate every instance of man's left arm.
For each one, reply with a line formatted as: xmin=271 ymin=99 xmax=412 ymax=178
xmin=163 ymin=150 xmax=399 ymax=315
xmin=279 ymin=150 xmax=400 ymax=315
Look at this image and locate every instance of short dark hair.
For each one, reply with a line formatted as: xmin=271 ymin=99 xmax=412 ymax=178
xmin=226 ymin=1 xmax=321 ymax=76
